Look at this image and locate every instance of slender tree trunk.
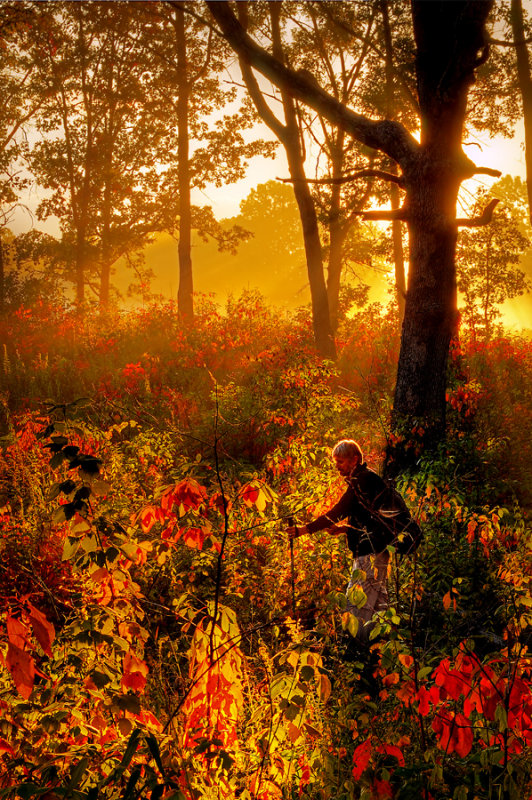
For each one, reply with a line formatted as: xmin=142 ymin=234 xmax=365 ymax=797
xmin=285 ymin=130 xmax=336 ymax=358
xmin=174 ymin=3 xmax=194 ymax=321
xmin=0 ymin=239 xmax=4 ymax=314
xmin=99 ymin=53 xmax=116 ymax=311
xmin=381 ymin=0 xmax=406 ymax=322
xmin=270 ymin=3 xmax=335 ymax=359
xmin=327 ymin=133 xmax=346 ymax=333
xmin=99 ymin=130 xmax=114 ymax=310
xmin=511 ymin=0 xmax=532 ymax=225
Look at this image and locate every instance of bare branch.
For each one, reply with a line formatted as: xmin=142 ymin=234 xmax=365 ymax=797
xmin=277 ymin=168 xmax=405 ymax=187
xmin=456 ymin=198 xmax=500 ymax=227
xmin=352 ymin=207 xmax=408 ymax=222
xmin=489 ymin=35 xmax=532 ymax=46
xmin=471 ymin=166 xmax=502 ymax=178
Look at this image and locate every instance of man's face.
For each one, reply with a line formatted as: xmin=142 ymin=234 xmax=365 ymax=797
xmin=334 ymin=454 xmax=359 ymax=477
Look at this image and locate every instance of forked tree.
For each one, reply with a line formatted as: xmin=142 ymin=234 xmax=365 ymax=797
xmin=206 ymin=0 xmax=502 ymax=452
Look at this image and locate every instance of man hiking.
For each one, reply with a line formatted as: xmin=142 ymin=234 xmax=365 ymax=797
xmin=287 ymin=439 xmax=419 ymax=648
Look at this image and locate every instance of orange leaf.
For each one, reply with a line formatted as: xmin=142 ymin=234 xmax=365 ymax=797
xmin=122 ymin=651 xmax=148 ymax=693
xmin=318 ymin=673 xmax=332 ymax=703
xmin=6 ymin=642 xmax=35 ymax=699
xmin=27 ymin=604 xmax=55 ymax=657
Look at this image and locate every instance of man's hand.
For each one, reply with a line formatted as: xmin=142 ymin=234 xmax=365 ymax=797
xmin=288 ymin=524 xmax=307 ymax=541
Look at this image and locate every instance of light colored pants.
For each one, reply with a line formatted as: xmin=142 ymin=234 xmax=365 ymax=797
xmin=346 ymin=551 xmax=390 ymax=645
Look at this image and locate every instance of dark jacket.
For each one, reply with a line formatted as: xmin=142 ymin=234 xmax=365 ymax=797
xmin=306 ymin=462 xmax=403 ymax=556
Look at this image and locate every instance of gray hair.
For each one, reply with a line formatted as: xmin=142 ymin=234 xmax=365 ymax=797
xmin=332 ymin=439 xmax=363 ymax=462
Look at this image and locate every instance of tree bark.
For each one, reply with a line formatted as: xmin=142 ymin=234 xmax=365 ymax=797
xmin=174 ymin=2 xmax=194 ymax=321
xmin=510 ymin=0 xmax=532 ymax=226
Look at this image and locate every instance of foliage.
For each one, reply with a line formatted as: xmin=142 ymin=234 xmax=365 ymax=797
xmin=457 ymin=187 xmax=532 ymax=340
xmin=0 ymin=294 xmax=531 ymax=799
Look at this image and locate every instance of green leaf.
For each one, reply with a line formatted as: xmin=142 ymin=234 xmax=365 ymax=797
xmin=346 ymin=615 xmax=359 ymax=639
xmin=62 ymin=537 xmax=81 ymax=561
xmin=145 ymin=734 xmax=166 ymax=778
xmin=66 ymin=757 xmax=89 ymax=790
xmin=47 ymin=482 xmax=63 ymax=501
xmin=495 ymin=703 xmax=508 ymax=732
xmin=50 ymin=451 xmax=68 ymax=470
xmin=123 ymin=766 xmax=142 ymax=800
xmin=300 ymin=665 xmax=315 ymax=682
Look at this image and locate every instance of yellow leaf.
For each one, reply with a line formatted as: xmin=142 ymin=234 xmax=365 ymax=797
xmin=319 ymin=674 xmax=332 ymax=703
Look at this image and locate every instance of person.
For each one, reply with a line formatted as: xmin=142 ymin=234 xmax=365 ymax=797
xmin=287 ymin=439 xmax=399 ymax=649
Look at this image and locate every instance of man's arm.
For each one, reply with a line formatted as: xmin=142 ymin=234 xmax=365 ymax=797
xmin=289 ymin=485 xmax=360 ymax=539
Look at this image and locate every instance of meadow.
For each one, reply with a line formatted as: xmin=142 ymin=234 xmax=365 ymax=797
xmin=0 ymin=294 xmax=531 ymax=800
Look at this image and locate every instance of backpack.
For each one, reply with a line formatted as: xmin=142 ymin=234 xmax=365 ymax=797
xmin=349 ymin=466 xmax=423 ymax=557
xmin=356 ymin=475 xmax=423 ymax=556
xmin=378 ymin=482 xmax=423 ymax=556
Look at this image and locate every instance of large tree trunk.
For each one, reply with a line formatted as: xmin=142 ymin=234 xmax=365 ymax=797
xmin=391 ymin=0 xmax=491 ymax=446
xmin=511 ymin=0 xmax=532 ymax=226
xmin=393 ymin=167 xmax=460 ymax=434
xmin=174 ymin=3 xmax=194 ymax=321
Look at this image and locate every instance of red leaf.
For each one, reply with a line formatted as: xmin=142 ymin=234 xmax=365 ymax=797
xmin=242 ymin=484 xmax=259 ymax=505
xmin=377 ymin=743 xmax=405 ymax=766
xmin=371 ymin=779 xmax=393 ymax=799
xmin=174 ymin=479 xmax=207 ymax=511
xmin=140 ymin=506 xmax=158 ymax=533
xmin=6 ymin=642 xmax=35 ymax=699
xmin=0 ymin=738 xmax=15 ymax=757
xmin=122 ymin=651 xmax=148 ymax=693
xmin=27 ymin=604 xmax=55 ymax=657
xmin=452 ymin=713 xmax=474 ymax=758
xmin=182 ymin=527 xmax=206 ymax=550
xmin=352 ymin=739 xmax=372 ymax=780
xmin=6 ymin=616 xmax=29 ymax=649
xmin=433 ymin=709 xmax=473 ymax=758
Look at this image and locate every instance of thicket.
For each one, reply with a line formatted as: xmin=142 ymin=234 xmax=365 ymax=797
xmin=0 ymin=294 xmax=531 ymax=800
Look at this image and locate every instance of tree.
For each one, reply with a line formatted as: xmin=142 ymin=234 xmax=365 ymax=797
xmin=457 ymin=185 xmax=531 ymax=339
xmin=134 ymin=1 xmax=276 ymax=320
xmin=510 ymin=0 xmax=532 ymax=225
xmin=228 ymin=1 xmax=336 ymax=358
xmin=206 ymin=0 xmax=501 ymax=448
xmin=27 ymin=2 xmax=180 ymax=308
xmin=0 ymin=4 xmax=47 ymax=312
